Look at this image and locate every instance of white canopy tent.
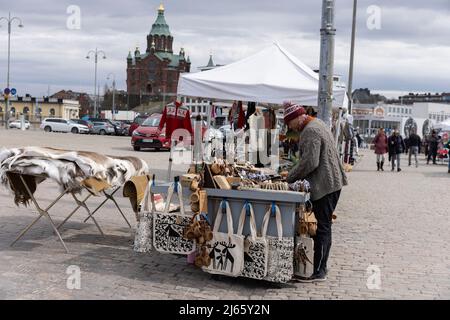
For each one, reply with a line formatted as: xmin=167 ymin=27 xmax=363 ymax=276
xmin=177 ymin=42 xmax=347 ymax=108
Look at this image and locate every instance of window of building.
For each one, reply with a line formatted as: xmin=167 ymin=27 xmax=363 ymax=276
xmin=23 ymin=106 xmax=29 ymax=114
xmin=50 ymin=108 xmax=55 ymax=116
xmin=10 ymin=107 xmax=16 ymax=115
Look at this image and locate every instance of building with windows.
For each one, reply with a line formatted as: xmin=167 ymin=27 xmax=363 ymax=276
xmin=352 ymin=102 xmax=450 ymax=138
xmin=0 ymin=96 xmax=80 ymax=122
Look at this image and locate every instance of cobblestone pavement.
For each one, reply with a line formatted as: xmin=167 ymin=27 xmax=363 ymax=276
xmin=0 ymin=130 xmax=449 ymax=299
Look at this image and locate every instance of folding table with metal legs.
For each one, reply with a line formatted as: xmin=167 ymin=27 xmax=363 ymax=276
xmin=82 ymin=187 xmax=132 ymax=228
xmin=57 ymin=192 xmax=104 ymax=236
xmin=10 ymin=175 xmax=71 ymax=253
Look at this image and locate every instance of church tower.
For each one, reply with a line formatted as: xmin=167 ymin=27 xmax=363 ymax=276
xmin=147 ymin=4 xmax=173 ymax=53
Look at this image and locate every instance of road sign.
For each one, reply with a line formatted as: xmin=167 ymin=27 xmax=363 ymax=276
xmin=11 ymin=88 xmax=16 ymax=95
xmin=4 ymin=88 xmax=10 ymax=95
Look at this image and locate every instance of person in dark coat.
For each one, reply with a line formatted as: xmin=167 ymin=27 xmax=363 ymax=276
xmin=426 ymin=130 xmax=440 ymax=165
xmin=408 ymin=129 xmax=421 ymax=167
xmin=388 ymin=130 xmax=406 ymax=172
xmin=372 ymin=128 xmax=388 ymax=171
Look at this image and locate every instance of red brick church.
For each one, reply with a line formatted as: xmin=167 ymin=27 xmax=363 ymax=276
xmin=126 ymin=4 xmax=191 ymax=107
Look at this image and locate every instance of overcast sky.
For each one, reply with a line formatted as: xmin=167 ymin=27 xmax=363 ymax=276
xmin=0 ymin=0 xmax=449 ymax=98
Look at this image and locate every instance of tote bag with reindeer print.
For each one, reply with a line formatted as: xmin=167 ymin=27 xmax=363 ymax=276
xmin=202 ymin=200 xmax=244 ymax=277
xmin=153 ymin=182 xmax=196 ymax=255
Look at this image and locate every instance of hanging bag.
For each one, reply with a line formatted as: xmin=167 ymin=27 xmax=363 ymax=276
xmin=294 ymin=235 xmax=314 ymax=278
xmin=133 ymin=176 xmax=156 ymax=253
xmin=237 ymin=202 xmax=268 ymax=280
xmin=153 ymin=181 xmax=196 ymax=255
xmin=262 ymin=203 xmax=294 ymax=283
xmin=202 ymin=200 xmax=244 ymax=277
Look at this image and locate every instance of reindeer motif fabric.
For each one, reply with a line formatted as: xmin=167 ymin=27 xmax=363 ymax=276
xmin=237 ymin=202 xmax=268 ymax=280
xmin=293 ymin=236 xmax=314 ymax=278
xmin=262 ymin=204 xmax=294 ymax=283
xmin=153 ymin=182 xmax=196 ymax=255
xmin=203 ymin=200 xmax=244 ymax=277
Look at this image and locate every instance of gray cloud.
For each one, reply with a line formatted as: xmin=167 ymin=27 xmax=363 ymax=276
xmin=0 ymin=0 xmax=449 ymax=97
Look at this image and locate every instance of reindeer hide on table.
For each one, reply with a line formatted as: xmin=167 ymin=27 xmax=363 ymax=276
xmin=0 ymin=146 xmax=149 ymax=206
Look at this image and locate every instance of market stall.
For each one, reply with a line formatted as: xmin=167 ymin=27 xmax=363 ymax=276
xmin=131 ymin=43 xmax=337 ymax=283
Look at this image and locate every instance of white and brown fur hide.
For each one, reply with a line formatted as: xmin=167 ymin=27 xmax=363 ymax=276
xmin=0 ymin=146 xmax=149 ymax=205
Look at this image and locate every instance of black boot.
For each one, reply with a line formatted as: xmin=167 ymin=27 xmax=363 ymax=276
xmin=377 ymin=162 xmax=380 ymax=171
xmin=380 ymin=161 xmax=384 ymax=171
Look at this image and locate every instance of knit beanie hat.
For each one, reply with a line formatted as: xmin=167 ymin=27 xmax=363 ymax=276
xmin=283 ymin=102 xmax=306 ymax=124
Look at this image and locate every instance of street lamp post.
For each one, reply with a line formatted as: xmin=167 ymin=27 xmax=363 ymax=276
xmin=107 ymin=73 xmax=116 ymax=120
xmin=347 ymin=0 xmax=358 ymax=114
xmin=0 ymin=12 xmax=24 ymax=129
xmin=86 ymin=48 xmax=106 ymax=117
xmin=317 ymin=0 xmax=336 ymax=127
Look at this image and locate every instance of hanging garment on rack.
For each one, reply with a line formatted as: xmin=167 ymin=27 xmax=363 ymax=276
xmin=245 ymin=102 xmax=257 ymax=130
xmin=228 ymin=101 xmax=245 ymax=130
xmin=158 ymin=101 xmax=193 ymax=139
xmin=249 ymin=111 xmax=266 ymax=167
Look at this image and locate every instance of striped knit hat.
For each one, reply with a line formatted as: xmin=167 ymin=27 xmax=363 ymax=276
xmin=283 ymin=102 xmax=306 ymax=124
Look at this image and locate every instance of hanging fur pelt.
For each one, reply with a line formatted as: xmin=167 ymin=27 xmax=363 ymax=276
xmin=0 ymin=146 xmax=149 ymax=205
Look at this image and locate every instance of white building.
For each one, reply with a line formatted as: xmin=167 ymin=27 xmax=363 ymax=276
xmin=352 ymin=102 xmax=450 ymax=138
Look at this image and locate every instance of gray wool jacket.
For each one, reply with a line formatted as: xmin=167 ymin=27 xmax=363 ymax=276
xmin=287 ymin=118 xmax=348 ymax=201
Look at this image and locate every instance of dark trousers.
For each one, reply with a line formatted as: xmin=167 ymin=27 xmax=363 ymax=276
xmin=311 ymin=190 xmax=341 ymax=276
xmin=427 ymin=149 xmax=437 ymax=164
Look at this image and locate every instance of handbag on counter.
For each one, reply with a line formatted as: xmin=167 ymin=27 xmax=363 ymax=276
xmin=153 ymin=181 xmax=196 ymax=255
xmin=133 ymin=177 xmax=156 ymax=253
xmin=237 ymin=202 xmax=268 ymax=280
xmin=202 ymin=200 xmax=244 ymax=277
xmin=262 ymin=203 xmax=294 ymax=283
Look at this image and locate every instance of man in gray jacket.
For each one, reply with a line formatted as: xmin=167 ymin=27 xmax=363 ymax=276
xmin=283 ymin=103 xmax=348 ymax=282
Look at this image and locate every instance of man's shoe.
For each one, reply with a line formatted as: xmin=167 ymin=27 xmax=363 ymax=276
xmin=397 ymin=168 xmax=401 ymax=172
xmin=295 ymin=273 xmax=327 ymax=283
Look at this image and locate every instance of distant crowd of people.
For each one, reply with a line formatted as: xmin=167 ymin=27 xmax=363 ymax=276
xmin=372 ymin=128 xmax=450 ymax=173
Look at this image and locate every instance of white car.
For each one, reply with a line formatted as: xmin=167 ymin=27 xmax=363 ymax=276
xmin=40 ymin=118 xmax=89 ymax=134
xmin=9 ymin=120 xmax=30 ymax=130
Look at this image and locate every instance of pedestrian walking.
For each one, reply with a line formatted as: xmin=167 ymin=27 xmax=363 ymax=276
xmin=426 ymin=130 xmax=440 ymax=165
xmin=408 ymin=129 xmax=421 ymax=168
xmin=373 ymin=128 xmax=388 ymax=171
xmin=281 ymin=103 xmax=347 ymax=282
xmin=388 ymin=130 xmax=406 ymax=172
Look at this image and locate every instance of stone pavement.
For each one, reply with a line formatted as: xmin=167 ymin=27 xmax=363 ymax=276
xmin=0 ymin=130 xmax=449 ymax=299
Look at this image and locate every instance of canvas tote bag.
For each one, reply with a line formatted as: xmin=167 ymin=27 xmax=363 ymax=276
xmin=262 ymin=203 xmax=294 ymax=283
xmin=294 ymin=235 xmax=314 ymax=278
xmin=133 ymin=178 xmax=155 ymax=253
xmin=202 ymin=200 xmax=244 ymax=277
xmin=237 ymin=202 xmax=268 ymax=280
xmin=153 ymin=182 xmax=196 ymax=255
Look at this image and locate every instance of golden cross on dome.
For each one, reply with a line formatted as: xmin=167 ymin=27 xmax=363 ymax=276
xmin=158 ymin=3 xmax=164 ymax=11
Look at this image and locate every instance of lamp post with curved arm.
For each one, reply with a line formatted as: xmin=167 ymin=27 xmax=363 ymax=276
xmin=0 ymin=12 xmax=24 ymax=129
xmin=86 ymin=48 xmax=106 ymax=117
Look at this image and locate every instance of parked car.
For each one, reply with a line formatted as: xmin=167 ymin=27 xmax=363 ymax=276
xmin=40 ymin=118 xmax=89 ymax=134
xmin=131 ymin=115 xmax=168 ymax=151
xmin=89 ymin=118 xmax=121 ymax=135
xmin=9 ymin=119 xmax=30 ymax=130
xmin=70 ymin=119 xmax=94 ymax=133
xmin=112 ymin=120 xmax=130 ymax=136
xmin=92 ymin=121 xmax=116 ymax=135
xmin=129 ymin=115 xmax=149 ymax=136
xmin=131 ymin=114 xmax=213 ymax=151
